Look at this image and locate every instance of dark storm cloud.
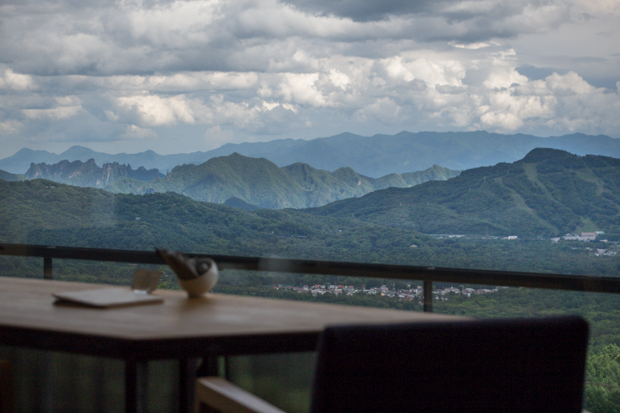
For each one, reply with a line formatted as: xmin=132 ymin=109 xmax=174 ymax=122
xmin=281 ymin=0 xmax=441 ymax=22
xmin=0 ymin=0 xmax=577 ymax=78
xmin=281 ymin=0 xmax=572 ymax=42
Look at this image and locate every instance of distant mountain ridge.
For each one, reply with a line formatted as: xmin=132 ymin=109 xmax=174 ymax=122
xmin=2 ymin=131 xmax=619 ymax=177
xmin=0 ymin=169 xmax=23 ymax=182
xmin=308 ymin=148 xmax=620 ymax=237
xmin=105 ymin=153 xmax=460 ymax=209
xmin=24 ymin=159 xmax=164 ymax=188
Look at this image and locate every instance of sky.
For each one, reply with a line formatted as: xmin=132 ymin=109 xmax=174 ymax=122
xmin=0 ymin=0 xmax=619 ymax=158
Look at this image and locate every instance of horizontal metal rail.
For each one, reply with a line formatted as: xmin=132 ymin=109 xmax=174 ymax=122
xmin=2 ymin=243 xmax=620 ymax=313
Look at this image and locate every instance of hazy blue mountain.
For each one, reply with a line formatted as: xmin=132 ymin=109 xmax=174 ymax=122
xmin=105 ymin=153 xmax=459 ymax=209
xmin=25 ymin=159 xmax=164 ymax=188
xmin=0 ymin=146 xmax=205 ymax=175
xmin=308 ymin=148 xmax=620 ymax=237
xmin=200 ymin=131 xmax=620 ymax=177
xmin=2 ymin=131 xmax=618 ymax=177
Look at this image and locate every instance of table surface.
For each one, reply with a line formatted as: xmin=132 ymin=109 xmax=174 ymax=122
xmin=0 ymin=276 xmax=461 ymax=360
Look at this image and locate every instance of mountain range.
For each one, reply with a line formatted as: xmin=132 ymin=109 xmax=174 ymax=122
xmin=106 ymin=153 xmax=459 ymax=209
xmin=2 ymin=148 xmax=619 ymax=276
xmin=5 ymin=148 xmax=619 ymax=237
xmin=2 ymin=131 xmax=619 ymax=177
xmin=309 ymin=148 xmax=620 ymax=237
xmin=24 ymin=159 xmax=163 ymax=188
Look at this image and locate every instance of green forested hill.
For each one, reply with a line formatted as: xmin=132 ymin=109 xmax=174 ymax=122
xmin=0 ymin=179 xmax=427 ymax=262
xmin=105 ymin=153 xmax=459 ymax=209
xmin=0 ymin=168 xmax=23 ymax=181
xmin=309 ymin=148 xmax=620 ymax=237
xmin=1 ymin=178 xmax=619 ymax=277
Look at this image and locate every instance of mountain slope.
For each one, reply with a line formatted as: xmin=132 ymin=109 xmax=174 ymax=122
xmin=2 ymin=177 xmax=618 ymax=277
xmin=0 ymin=169 xmax=24 ymax=181
xmin=0 ymin=179 xmax=427 ymax=265
xmin=2 ymin=131 xmax=619 ymax=176
xmin=24 ymin=159 xmax=164 ymax=188
xmin=105 ymin=153 xmax=460 ymax=209
xmin=308 ymin=149 xmax=620 ymax=237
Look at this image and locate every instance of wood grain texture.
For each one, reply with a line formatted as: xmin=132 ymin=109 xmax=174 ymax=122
xmin=195 ymin=377 xmax=286 ymax=413
xmin=0 ymin=276 xmax=462 ymax=359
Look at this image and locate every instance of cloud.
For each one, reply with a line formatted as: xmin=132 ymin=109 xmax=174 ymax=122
xmin=204 ymin=125 xmax=236 ymax=149
xmin=282 ymin=0 xmax=575 ymax=42
xmin=353 ymin=97 xmax=402 ymax=124
xmin=474 ymin=72 xmax=619 ymax=133
xmin=0 ymin=0 xmax=618 ymax=158
xmin=23 ymin=106 xmax=84 ymax=120
xmin=0 ymin=120 xmax=22 ymax=135
xmin=0 ymin=69 xmax=35 ymax=91
xmin=0 ymin=0 xmax=587 ymax=78
xmin=121 ymin=124 xmax=157 ymax=140
xmin=116 ymin=94 xmax=198 ymax=126
xmin=278 ymin=73 xmax=327 ymax=106
xmin=281 ymin=0 xmax=437 ymax=22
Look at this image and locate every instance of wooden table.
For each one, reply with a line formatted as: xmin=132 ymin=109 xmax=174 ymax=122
xmin=0 ymin=276 xmax=461 ymax=413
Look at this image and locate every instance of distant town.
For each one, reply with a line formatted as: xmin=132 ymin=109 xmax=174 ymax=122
xmin=273 ymin=283 xmax=501 ymax=302
xmin=430 ymin=232 xmax=618 ymax=258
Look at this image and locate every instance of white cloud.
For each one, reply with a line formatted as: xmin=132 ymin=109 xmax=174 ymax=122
xmin=546 ymin=71 xmax=594 ymax=95
xmin=116 ymin=94 xmax=198 ymax=126
xmin=0 ymin=120 xmax=22 ymax=135
xmin=23 ymin=106 xmax=84 ymax=120
xmin=354 ymin=97 xmax=402 ymax=124
xmin=450 ymin=41 xmax=491 ymax=49
xmin=383 ymin=54 xmax=466 ymax=88
xmin=278 ymin=73 xmax=327 ymax=106
xmin=484 ymin=67 xmax=529 ymax=89
xmin=121 ymin=124 xmax=157 ymax=140
xmin=328 ymin=69 xmax=351 ymax=90
xmin=0 ymin=69 xmax=35 ymax=91
xmin=474 ymin=71 xmax=619 ymax=133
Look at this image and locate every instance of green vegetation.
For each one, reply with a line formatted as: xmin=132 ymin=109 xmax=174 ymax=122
xmin=310 ymin=148 xmax=620 ymax=237
xmin=1 ymin=178 xmax=619 ymax=277
xmin=104 ymin=153 xmax=459 ymax=209
xmin=0 ymin=168 xmax=24 ymax=182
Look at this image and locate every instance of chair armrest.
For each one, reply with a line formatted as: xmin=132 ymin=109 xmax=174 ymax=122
xmin=195 ymin=377 xmax=287 ymax=413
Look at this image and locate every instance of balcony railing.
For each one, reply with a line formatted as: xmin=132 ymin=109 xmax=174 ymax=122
xmin=2 ymin=242 xmax=620 ymax=312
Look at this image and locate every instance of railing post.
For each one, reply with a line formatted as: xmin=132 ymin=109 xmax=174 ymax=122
xmin=423 ymin=280 xmax=433 ymax=312
xmin=43 ymin=257 xmax=53 ymax=280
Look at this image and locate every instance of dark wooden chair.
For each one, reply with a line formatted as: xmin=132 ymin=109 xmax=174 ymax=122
xmin=0 ymin=359 xmax=14 ymax=413
xmin=196 ymin=316 xmax=589 ymax=413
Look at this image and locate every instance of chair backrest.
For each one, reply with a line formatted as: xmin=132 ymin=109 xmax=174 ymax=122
xmin=310 ymin=316 xmax=588 ymax=413
xmin=0 ymin=359 xmax=14 ymax=413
